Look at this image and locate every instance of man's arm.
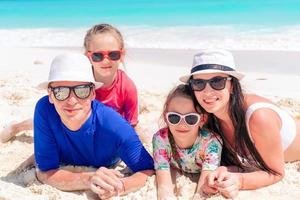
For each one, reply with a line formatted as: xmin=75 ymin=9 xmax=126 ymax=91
xmin=90 ymin=167 xmax=153 ymax=199
xmin=36 ymin=168 xmax=94 ymax=191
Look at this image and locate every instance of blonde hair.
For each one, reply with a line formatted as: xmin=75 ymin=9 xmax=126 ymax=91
xmin=83 ymin=23 xmax=124 ymax=50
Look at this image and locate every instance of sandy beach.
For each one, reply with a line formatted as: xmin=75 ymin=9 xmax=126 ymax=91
xmin=0 ymin=47 xmax=300 ymax=200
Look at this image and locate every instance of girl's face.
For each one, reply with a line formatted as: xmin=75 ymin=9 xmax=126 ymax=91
xmin=86 ymin=33 xmax=124 ymax=83
xmin=166 ymin=96 xmax=203 ymax=148
xmin=192 ymin=73 xmax=232 ymax=117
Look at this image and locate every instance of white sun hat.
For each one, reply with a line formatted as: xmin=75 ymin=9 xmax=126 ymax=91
xmin=179 ymin=49 xmax=244 ymax=83
xmin=38 ymin=53 xmax=103 ymax=89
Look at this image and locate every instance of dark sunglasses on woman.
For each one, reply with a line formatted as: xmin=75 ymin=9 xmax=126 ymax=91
xmin=48 ymin=83 xmax=94 ymax=101
xmin=189 ymin=76 xmax=232 ymax=91
xmin=166 ymin=112 xmax=201 ymax=126
xmin=87 ymin=50 xmax=123 ymax=62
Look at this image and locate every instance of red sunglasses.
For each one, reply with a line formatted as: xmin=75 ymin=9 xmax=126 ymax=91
xmin=87 ymin=50 xmax=123 ymax=62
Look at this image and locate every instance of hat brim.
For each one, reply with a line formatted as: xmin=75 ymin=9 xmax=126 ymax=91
xmin=37 ymin=80 xmax=103 ymax=90
xmin=179 ymin=69 xmax=244 ymax=83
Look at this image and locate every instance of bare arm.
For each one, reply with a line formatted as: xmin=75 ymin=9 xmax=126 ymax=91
xmin=36 ymin=168 xmax=94 ymax=191
xmin=155 ymin=170 xmax=176 ymax=200
xmin=244 ymin=108 xmax=285 ymax=188
xmin=121 ymin=169 xmax=154 ymax=194
xmin=90 ymin=167 xmax=154 ymax=199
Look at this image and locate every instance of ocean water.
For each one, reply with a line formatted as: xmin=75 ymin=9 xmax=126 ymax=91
xmin=0 ymin=0 xmax=300 ymax=50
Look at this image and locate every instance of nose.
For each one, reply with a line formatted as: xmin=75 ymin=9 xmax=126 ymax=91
xmin=100 ymin=55 xmax=111 ymax=65
xmin=65 ymin=91 xmax=78 ymax=105
xmin=177 ymin=118 xmax=188 ymax=128
xmin=103 ymin=54 xmax=111 ymax=61
xmin=202 ymin=82 xmax=214 ymax=93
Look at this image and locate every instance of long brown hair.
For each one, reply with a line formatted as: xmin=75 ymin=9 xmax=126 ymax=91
xmin=190 ymin=76 xmax=279 ymax=175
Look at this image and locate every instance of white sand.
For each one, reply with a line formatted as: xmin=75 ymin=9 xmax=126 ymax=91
xmin=0 ymin=47 xmax=300 ymax=200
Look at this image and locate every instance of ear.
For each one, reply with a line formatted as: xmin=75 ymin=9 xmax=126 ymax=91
xmin=90 ymin=89 xmax=96 ymax=100
xmin=47 ymin=89 xmax=54 ymax=104
xmin=120 ymin=49 xmax=126 ymax=62
xmin=85 ymin=52 xmax=93 ymax=63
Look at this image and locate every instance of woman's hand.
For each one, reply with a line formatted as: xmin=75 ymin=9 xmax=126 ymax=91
xmin=216 ymin=171 xmax=242 ymax=199
xmin=207 ymin=167 xmax=242 ymax=199
xmin=89 ymin=167 xmax=124 ymax=199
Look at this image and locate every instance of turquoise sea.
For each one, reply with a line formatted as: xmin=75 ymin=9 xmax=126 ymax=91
xmin=0 ymin=0 xmax=300 ymax=49
xmin=1 ymin=0 xmax=300 ymax=28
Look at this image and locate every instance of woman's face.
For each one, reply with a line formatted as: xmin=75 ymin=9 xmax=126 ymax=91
xmin=86 ymin=33 xmax=124 ymax=83
xmin=166 ymin=96 xmax=203 ymax=148
xmin=192 ymin=73 xmax=232 ymax=117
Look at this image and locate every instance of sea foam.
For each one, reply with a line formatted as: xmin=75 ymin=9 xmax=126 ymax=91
xmin=1 ymin=25 xmax=300 ymax=50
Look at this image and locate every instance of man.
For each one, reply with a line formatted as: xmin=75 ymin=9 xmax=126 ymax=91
xmin=34 ymin=53 xmax=154 ymax=199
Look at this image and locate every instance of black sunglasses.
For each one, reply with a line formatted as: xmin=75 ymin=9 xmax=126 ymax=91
xmin=166 ymin=112 xmax=201 ymax=126
xmin=189 ymin=76 xmax=232 ymax=91
xmin=49 ymin=83 xmax=94 ymax=101
xmin=87 ymin=50 xmax=122 ymax=62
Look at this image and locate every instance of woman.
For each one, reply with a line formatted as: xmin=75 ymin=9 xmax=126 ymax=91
xmin=179 ymin=49 xmax=300 ymax=198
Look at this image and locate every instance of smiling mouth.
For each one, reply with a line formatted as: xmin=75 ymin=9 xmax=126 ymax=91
xmin=203 ymin=96 xmax=220 ymax=103
xmin=101 ymin=66 xmax=112 ymax=69
xmin=175 ymin=129 xmax=190 ymax=133
xmin=64 ymin=108 xmax=80 ymax=113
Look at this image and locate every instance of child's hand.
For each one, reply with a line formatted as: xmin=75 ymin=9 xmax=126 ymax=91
xmin=201 ymin=182 xmax=219 ymax=195
xmin=197 ymin=168 xmax=223 ymax=196
xmin=207 ymin=166 xmax=228 ymax=187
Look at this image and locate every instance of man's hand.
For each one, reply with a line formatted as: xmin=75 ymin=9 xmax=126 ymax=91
xmin=90 ymin=167 xmax=124 ymax=199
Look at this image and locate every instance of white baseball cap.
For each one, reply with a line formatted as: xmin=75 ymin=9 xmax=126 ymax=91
xmin=38 ymin=53 xmax=103 ymax=89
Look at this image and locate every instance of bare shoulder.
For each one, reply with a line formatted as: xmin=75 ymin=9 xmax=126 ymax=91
xmin=249 ymin=108 xmax=281 ymax=127
xmin=248 ymin=105 xmax=282 ymax=142
xmin=244 ymin=94 xmax=281 ymax=127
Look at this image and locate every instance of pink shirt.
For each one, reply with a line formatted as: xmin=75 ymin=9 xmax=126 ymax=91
xmin=95 ymin=69 xmax=138 ymax=126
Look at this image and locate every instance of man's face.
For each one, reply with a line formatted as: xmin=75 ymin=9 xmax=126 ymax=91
xmin=48 ymin=81 xmax=95 ymax=129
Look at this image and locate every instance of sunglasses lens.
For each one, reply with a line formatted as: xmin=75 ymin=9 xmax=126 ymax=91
xmin=167 ymin=113 xmax=181 ymax=125
xmin=91 ymin=52 xmax=104 ymax=62
xmin=74 ymin=85 xmax=92 ymax=99
xmin=108 ymin=51 xmax=121 ymax=61
xmin=185 ymin=114 xmax=199 ymax=125
xmin=210 ymin=77 xmax=227 ymax=90
xmin=52 ymin=87 xmax=70 ymax=101
xmin=190 ymin=79 xmax=206 ymax=91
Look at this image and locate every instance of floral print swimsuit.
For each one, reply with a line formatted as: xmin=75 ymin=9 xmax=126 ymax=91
xmin=152 ymin=127 xmax=222 ymax=173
